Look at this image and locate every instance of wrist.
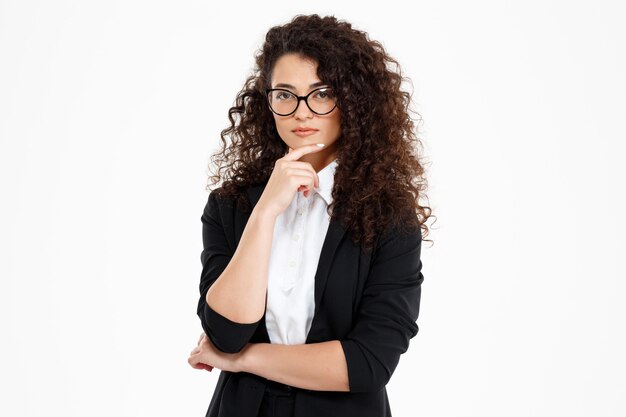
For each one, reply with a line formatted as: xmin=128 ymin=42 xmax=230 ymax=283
xmin=252 ymin=200 xmax=279 ymax=221
xmin=236 ymin=342 xmax=262 ymax=373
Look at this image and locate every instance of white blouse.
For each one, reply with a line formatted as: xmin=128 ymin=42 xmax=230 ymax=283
xmin=265 ymin=158 xmax=338 ymax=345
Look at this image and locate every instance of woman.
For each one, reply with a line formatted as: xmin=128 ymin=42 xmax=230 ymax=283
xmin=188 ymin=14 xmax=433 ymax=417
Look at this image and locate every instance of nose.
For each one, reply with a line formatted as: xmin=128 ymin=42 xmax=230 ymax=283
xmin=294 ymin=98 xmax=314 ymax=120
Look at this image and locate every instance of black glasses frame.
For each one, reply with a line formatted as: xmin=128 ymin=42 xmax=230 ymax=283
xmin=265 ymin=86 xmax=337 ymax=116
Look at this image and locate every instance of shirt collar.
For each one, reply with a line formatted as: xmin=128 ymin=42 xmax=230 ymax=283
xmin=315 ymin=158 xmax=338 ymax=205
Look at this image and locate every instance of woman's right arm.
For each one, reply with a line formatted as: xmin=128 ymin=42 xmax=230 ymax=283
xmin=196 ymin=191 xmax=277 ymax=354
xmin=197 ymin=144 xmax=325 ymax=354
xmin=205 ymin=204 xmax=277 ymax=325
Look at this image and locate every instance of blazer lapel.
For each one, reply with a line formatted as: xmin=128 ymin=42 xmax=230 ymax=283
xmin=245 ymin=182 xmax=347 ymax=325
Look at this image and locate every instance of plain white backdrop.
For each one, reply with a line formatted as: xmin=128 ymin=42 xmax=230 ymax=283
xmin=1 ymin=0 xmax=625 ymax=416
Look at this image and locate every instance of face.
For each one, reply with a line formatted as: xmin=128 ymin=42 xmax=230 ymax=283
xmin=269 ymin=53 xmax=341 ymax=158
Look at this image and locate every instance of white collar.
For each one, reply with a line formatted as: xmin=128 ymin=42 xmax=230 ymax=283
xmin=314 ymin=158 xmax=338 ymax=205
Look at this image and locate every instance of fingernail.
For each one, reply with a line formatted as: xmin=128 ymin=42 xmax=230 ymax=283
xmin=316 ymin=143 xmax=325 ymax=147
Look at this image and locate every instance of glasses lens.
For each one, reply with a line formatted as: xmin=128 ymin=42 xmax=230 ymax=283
xmin=268 ymin=88 xmax=336 ymax=115
xmin=308 ymin=88 xmax=336 ymax=114
xmin=268 ymin=90 xmax=297 ymax=115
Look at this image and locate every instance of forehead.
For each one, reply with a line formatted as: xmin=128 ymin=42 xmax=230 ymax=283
xmin=271 ymin=54 xmax=325 ymax=91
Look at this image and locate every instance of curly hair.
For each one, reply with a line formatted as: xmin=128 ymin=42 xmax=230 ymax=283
xmin=206 ymin=14 xmax=435 ymax=251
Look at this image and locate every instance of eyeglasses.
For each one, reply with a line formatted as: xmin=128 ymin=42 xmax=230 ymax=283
xmin=265 ymin=86 xmax=338 ymax=116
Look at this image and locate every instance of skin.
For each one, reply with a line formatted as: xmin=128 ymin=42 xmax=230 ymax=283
xmin=269 ymin=52 xmax=341 ymax=174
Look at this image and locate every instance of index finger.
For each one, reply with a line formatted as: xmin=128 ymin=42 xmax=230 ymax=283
xmin=285 ymin=143 xmax=326 ymax=161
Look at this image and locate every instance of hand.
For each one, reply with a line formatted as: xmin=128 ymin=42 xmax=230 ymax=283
xmin=256 ymin=144 xmax=325 ymax=217
xmin=188 ymin=332 xmax=243 ymax=373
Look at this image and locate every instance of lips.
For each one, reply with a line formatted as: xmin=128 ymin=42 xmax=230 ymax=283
xmin=292 ymin=127 xmax=319 ymax=137
xmin=293 ymin=131 xmax=317 ymax=137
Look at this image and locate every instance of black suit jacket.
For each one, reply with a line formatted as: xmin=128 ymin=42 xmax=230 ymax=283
xmin=196 ymin=181 xmax=424 ymax=417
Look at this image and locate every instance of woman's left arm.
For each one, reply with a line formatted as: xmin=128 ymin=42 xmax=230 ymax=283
xmin=238 ymin=340 xmax=350 ymax=392
xmin=188 ymin=333 xmax=349 ymax=391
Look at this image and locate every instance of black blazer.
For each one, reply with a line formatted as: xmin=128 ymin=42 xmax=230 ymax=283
xmin=196 ymin=181 xmax=424 ymax=417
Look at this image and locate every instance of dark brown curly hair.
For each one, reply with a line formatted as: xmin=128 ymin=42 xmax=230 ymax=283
xmin=206 ymin=14 xmax=435 ymax=251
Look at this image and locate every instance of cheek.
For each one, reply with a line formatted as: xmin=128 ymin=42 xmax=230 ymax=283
xmin=330 ymin=114 xmax=341 ymax=134
xmin=274 ymin=119 xmax=288 ymax=134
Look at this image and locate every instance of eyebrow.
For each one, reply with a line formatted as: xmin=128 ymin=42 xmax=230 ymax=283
xmin=273 ymin=81 xmax=328 ymax=89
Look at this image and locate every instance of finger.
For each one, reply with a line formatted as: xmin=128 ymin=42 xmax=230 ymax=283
xmin=188 ymin=354 xmax=214 ymax=371
xmin=282 ymin=161 xmax=320 ymax=188
xmin=292 ymin=175 xmax=316 ymax=195
xmin=284 ymin=143 xmax=325 ymax=161
xmin=192 ymin=363 xmax=213 ymax=372
xmin=285 ymin=167 xmax=317 ymax=183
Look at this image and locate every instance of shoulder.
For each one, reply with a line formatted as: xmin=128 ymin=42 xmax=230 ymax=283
xmin=368 ymin=210 xmax=422 ymax=263
xmin=205 ymin=184 xmax=260 ymax=219
xmin=376 ymin=209 xmax=422 ymax=245
xmin=206 ymin=185 xmax=241 ymax=207
xmin=202 ymin=187 xmax=232 ymax=224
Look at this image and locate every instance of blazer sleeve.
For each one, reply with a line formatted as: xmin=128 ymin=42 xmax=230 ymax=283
xmin=196 ymin=191 xmax=261 ymax=354
xmin=339 ymin=222 xmax=424 ymax=393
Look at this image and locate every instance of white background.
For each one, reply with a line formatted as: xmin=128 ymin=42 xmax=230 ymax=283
xmin=1 ymin=1 xmax=625 ymax=416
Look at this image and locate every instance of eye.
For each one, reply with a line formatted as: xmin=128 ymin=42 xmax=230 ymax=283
xmin=275 ymin=91 xmax=294 ymax=100
xmin=313 ymin=88 xmax=334 ymax=100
